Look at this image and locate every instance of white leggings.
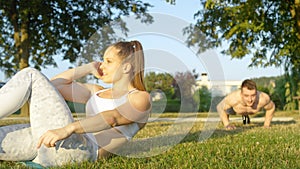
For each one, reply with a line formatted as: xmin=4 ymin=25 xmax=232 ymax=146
xmin=0 ymin=68 xmax=98 ymax=167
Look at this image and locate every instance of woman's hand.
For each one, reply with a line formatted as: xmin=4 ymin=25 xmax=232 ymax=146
xmin=37 ymin=126 xmax=73 ymax=149
xmin=91 ymin=61 xmax=103 ymax=79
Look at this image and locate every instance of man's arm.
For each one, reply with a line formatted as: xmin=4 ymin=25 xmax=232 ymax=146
xmin=217 ymin=98 xmax=235 ymax=129
xmin=263 ymin=99 xmax=275 ymax=127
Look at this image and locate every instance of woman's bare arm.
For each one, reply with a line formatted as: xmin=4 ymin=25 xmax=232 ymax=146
xmin=50 ymin=62 xmax=103 ymax=103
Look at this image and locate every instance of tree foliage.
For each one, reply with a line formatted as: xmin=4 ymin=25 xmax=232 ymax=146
xmin=145 ymin=71 xmax=200 ymax=112
xmin=193 ymin=86 xmax=212 ymax=112
xmin=173 ymin=71 xmax=196 ymax=100
xmin=0 ymin=0 xmax=152 ymax=77
xmin=271 ymin=76 xmax=287 ymax=110
xmin=144 ymin=72 xmax=175 ymax=98
xmin=283 ymin=66 xmax=300 ymax=110
xmin=185 ymin=0 xmax=300 ymax=69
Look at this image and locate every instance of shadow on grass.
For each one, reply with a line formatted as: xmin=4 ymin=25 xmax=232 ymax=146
xmin=117 ymin=119 xmax=297 ymax=157
xmin=116 ymin=132 xmax=195 ymax=157
xmin=184 ymin=120 xmax=296 ymax=141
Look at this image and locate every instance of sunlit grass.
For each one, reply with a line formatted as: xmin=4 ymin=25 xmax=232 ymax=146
xmin=1 ymin=112 xmax=300 ymax=168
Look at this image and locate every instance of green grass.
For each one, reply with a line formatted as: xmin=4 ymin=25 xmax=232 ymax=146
xmin=1 ymin=111 xmax=300 ymax=168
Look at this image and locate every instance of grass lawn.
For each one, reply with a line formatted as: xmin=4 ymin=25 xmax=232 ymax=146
xmin=1 ymin=111 xmax=300 ymax=168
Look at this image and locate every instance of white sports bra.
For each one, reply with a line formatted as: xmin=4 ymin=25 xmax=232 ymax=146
xmin=85 ymin=89 xmax=140 ymax=140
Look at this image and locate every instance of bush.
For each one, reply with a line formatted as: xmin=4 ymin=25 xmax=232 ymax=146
xmin=151 ymin=99 xmax=199 ymax=113
xmin=151 ymin=99 xmax=181 ymax=113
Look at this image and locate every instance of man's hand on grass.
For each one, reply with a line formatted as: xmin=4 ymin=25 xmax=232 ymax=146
xmin=225 ymin=124 xmax=236 ymax=130
xmin=263 ymin=125 xmax=271 ymax=129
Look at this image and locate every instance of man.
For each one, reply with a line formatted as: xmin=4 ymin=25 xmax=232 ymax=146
xmin=217 ymin=79 xmax=275 ymax=130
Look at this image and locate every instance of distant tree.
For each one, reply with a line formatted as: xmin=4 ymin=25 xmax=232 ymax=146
xmin=173 ymin=71 xmax=197 ymax=112
xmin=284 ymin=67 xmax=300 ymax=110
xmin=252 ymin=77 xmax=274 ymax=88
xmin=173 ymin=71 xmax=195 ymax=99
xmin=193 ymin=86 xmax=211 ymax=112
xmin=0 ymin=0 xmax=152 ymax=77
xmin=271 ymin=76 xmax=286 ymax=110
xmin=144 ymin=72 xmax=175 ymax=99
xmin=257 ymin=86 xmax=270 ymax=95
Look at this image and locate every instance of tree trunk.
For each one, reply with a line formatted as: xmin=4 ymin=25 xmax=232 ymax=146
xmin=10 ymin=0 xmax=21 ymax=63
xmin=18 ymin=7 xmax=31 ymax=117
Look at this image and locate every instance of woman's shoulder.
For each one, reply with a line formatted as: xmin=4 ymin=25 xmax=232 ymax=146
xmin=128 ymin=90 xmax=151 ymax=111
xmin=129 ymin=90 xmax=150 ymax=102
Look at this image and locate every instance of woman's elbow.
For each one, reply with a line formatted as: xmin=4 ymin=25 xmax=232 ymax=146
xmin=103 ymin=112 xmax=128 ymax=127
xmin=51 ymin=78 xmax=72 ymax=89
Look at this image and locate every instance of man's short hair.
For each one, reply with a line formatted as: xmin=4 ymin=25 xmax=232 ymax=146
xmin=241 ymin=79 xmax=257 ymax=90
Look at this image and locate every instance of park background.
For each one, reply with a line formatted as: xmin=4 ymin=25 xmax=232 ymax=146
xmin=0 ymin=0 xmax=300 ymax=168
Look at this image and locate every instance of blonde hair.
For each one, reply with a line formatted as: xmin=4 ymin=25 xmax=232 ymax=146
xmin=111 ymin=40 xmax=146 ymax=91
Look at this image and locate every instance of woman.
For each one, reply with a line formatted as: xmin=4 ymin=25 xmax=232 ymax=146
xmin=0 ymin=40 xmax=151 ymax=167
